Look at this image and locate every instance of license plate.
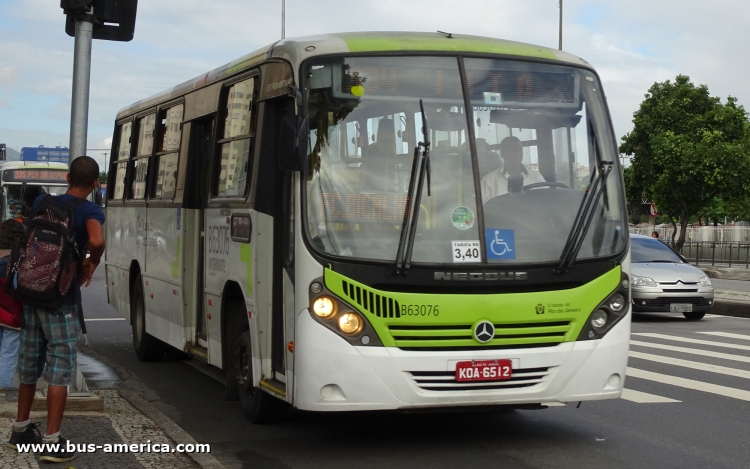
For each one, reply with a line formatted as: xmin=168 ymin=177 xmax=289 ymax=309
xmin=455 ymin=359 xmax=512 ymax=382
xmin=670 ymin=303 xmax=693 ymax=313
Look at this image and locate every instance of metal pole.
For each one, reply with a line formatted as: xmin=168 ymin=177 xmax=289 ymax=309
xmin=558 ymin=0 xmax=563 ymax=50
xmin=282 ymin=0 xmax=285 ymax=39
xmin=69 ymin=18 xmax=94 ymax=163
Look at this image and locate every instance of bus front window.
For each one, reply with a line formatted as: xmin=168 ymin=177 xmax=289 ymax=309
xmin=4 ymin=185 xmax=23 ymax=220
xmin=304 ymin=57 xmax=627 ymax=265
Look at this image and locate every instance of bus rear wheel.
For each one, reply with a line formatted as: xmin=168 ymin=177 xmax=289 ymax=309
xmin=235 ymin=327 xmax=289 ymax=424
xmin=131 ymin=274 xmax=166 ymax=361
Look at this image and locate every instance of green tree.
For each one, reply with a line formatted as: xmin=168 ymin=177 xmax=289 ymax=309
xmin=623 ymin=165 xmax=645 ymax=225
xmin=620 ymin=75 xmax=750 ymax=250
xmin=99 ymin=171 xmax=107 ymax=183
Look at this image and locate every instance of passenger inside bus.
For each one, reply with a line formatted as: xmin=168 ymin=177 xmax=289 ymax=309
xmin=480 ymin=136 xmax=545 ymax=202
xmin=4 ymin=186 xmax=23 ymax=220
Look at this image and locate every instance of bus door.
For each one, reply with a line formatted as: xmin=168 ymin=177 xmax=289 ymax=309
xmin=185 ymin=116 xmax=215 ymax=349
xmin=254 ymin=91 xmax=297 ymax=394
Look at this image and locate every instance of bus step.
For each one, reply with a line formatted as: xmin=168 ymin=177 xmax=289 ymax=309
xmin=260 ymin=380 xmax=287 ymax=398
xmin=187 ymin=345 xmax=209 ymax=363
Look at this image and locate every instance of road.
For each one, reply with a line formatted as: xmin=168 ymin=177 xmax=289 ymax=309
xmin=79 ymin=267 xmax=750 ymax=469
xmin=712 ymin=278 xmax=750 ymax=292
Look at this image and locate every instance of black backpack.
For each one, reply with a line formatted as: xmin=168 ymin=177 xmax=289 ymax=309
xmin=6 ymin=195 xmax=86 ymax=309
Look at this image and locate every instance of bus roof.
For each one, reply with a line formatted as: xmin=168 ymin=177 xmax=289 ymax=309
xmin=116 ymin=31 xmax=591 ymax=120
xmin=0 ymin=161 xmax=68 ymax=171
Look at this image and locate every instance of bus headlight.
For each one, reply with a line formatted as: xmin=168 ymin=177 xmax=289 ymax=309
xmin=609 ymin=293 xmax=626 ymax=312
xmin=591 ymin=310 xmax=608 ymax=329
xmin=578 ymin=272 xmax=630 ymax=341
xmin=313 ymin=297 xmax=337 ymax=318
xmin=338 ymin=313 xmax=363 ymax=335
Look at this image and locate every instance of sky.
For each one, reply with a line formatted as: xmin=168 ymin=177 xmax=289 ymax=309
xmin=0 ymin=0 xmax=748 ymax=170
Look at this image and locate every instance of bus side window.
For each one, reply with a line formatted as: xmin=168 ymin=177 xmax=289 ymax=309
xmin=152 ymin=104 xmax=183 ymax=200
xmin=110 ymin=121 xmax=132 ymax=201
xmin=131 ymin=113 xmax=155 ymax=200
xmin=213 ymin=77 xmax=258 ymax=198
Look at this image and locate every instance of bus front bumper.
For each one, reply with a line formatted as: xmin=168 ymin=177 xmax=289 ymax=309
xmin=293 ymin=310 xmax=631 ymax=411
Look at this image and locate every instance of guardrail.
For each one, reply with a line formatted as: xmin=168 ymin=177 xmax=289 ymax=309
xmin=676 ymin=241 xmax=750 ymax=268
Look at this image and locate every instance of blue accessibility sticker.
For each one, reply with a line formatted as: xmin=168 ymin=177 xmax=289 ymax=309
xmin=486 ymin=229 xmax=516 ymax=260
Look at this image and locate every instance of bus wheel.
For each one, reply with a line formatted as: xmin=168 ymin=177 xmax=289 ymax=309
xmin=683 ymin=311 xmax=705 ymax=320
xmin=236 ymin=328 xmax=289 ymax=424
xmin=131 ymin=274 xmax=166 ymax=361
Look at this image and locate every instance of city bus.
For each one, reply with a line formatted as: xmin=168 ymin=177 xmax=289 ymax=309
xmin=105 ymin=32 xmax=630 ymax=423
xmin=0 ymin=161 xmax=70 ymax=222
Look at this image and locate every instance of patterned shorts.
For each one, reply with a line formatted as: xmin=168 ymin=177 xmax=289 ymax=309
xmin=18 ymin=301 xmax=81 ymax=387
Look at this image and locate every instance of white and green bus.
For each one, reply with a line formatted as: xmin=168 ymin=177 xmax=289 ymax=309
xmin=105 ymin=32 xmax=630 ymax=422
xmin=0 ymin=161 xmax=70 ymax=222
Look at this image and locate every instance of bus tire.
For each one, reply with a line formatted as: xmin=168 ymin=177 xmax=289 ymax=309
xmin=131 ymin=274 xmax=166 ymax=361
xmin=236 ymin=327 xmax=289 ymax=424
xmin=683 ymin=311 xmax=705 ymax=320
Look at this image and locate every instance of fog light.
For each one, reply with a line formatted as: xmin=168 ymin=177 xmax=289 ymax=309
xmin=338 ymin=313 xmax=363 ymax=334
xmin=313 ymin=297 xmax=337 ymax=318
xmin=622 ymin=278 xmax=630 ymax=289
xmin=609 ymin=293 xmax=626 ymax=312
xmin=591 ymin=310 xmax=608 ymax=329
xmin=310 ymin=282 xmax=323 ymax=294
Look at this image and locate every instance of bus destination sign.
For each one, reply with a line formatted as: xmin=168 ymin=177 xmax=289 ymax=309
xmin=3 ymin=170 xmax=68 ymax=183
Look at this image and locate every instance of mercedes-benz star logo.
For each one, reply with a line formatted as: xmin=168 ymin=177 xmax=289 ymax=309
xmin=474 ymin=321 xmax=495 ymax=343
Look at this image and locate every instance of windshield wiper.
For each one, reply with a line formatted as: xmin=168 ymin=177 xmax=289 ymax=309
xmin=555 ymin=121 xmax=613 ymax=274
xmin=395 ymin=99 xmax=432 ymax=275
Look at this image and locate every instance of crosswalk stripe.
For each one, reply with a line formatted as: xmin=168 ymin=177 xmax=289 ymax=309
xmin=632 ymin=333 xmax=750 ymax=352
xmin=629 ymin=351 xmax=750 ymax=380
xmin=620 ymin=388 xmax=680 ymax=403
xmin=698 ymin=332 xmax=750 ymax=341
xmin=627 ymin=367 xmax=750 ymax=402
xmin=630 ymin=340 xmax=750 ymax=364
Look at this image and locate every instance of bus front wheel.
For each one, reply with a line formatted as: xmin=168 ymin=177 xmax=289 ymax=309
xmin=235 ymin=326 xmax=289 ymax=424
xmin=131 ymin=274 xmax=166 ymax=361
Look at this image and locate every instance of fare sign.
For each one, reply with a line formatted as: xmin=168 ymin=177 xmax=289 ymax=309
xmin=455 ymin=359 xmax=512 ymax=382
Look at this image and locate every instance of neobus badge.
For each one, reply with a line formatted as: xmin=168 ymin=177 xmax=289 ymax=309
xmin=433 ymin=272 xmax=528 ymax=281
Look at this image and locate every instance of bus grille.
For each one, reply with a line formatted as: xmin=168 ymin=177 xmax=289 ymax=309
xmin=408 ymin=367 xmax=552 ymax=392
xmin=340 ymin=280 xmax=401 ymax=319
xmin=388 ymin=322 xmax=571 ymax=350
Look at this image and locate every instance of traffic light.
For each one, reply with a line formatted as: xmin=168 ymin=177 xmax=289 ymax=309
xmin=63 ymin=0 xmax=138 ymax=42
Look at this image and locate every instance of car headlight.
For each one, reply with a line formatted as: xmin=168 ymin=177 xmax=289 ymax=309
xmin=632 ymin=275 xmax=657 ymax=287
xmin=699 ymin=276 xmax=712 ymax=287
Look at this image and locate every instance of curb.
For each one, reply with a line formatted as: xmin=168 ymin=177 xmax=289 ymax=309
xmin=80 ymin=347 xmax=227 ymax=469
xmin=712 ymin=300 xmax=750 ymax=319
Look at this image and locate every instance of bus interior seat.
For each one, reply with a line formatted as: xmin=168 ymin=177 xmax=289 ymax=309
xmin=476 ymin=138 xmax=502 ymax=178
xmin=360 ymin=120 xmax=396 ymax=190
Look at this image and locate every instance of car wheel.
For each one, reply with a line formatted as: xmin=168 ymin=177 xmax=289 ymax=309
xmin=683 ymin=311 xmax=705 ymax=320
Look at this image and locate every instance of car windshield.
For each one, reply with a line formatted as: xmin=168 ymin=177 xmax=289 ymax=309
xmin=631 ymin=237 xmax=684 ymax=263
xmin=303 ymin=56 xmax=627 ymax=265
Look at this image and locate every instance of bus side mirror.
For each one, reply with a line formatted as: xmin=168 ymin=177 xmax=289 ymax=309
xmin=279 ymin=114 xmax=308 ymax=172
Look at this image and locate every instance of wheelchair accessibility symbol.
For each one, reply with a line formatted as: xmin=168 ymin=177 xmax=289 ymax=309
xmin=486 ymin=229 xmax=516 ymax=260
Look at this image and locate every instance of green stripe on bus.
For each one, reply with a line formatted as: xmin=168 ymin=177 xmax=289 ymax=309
xmin=339 ymin=35 xmax=557 ymax=59
xmin=325 ymin=266 xmax=621 ymax=348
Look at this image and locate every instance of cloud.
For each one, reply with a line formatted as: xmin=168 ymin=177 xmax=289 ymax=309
xmin=1 ymin=0 xmax=749 ymax=152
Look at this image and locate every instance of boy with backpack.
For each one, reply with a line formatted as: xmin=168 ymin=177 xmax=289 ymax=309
xmin=7 ymin=156 xmax=105 ymax=463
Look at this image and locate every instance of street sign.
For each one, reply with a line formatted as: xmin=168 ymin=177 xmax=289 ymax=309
xmin=649 ymin=202 xmax=659 ymax=217
xmin=63 ymin=0 xmax=138 ymax=42
xmin=0 ymin=144 xmax=5 ymax=161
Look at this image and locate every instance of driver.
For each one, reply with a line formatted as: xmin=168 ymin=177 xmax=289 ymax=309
xmin=480 ymin=136 xmax=545 ymax=202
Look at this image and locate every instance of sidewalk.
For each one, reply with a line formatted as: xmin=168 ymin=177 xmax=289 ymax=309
xmin=0 ymin=389 xmax=199 ymax=468
xmin=0 ymin=349 xmax=223 ymax=469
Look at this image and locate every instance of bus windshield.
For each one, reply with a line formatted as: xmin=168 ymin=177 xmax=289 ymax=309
xmin=2 ymin=184 xmax=67 ymax=220
xmin=304 ymin=56 xmax=627 ymax=265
